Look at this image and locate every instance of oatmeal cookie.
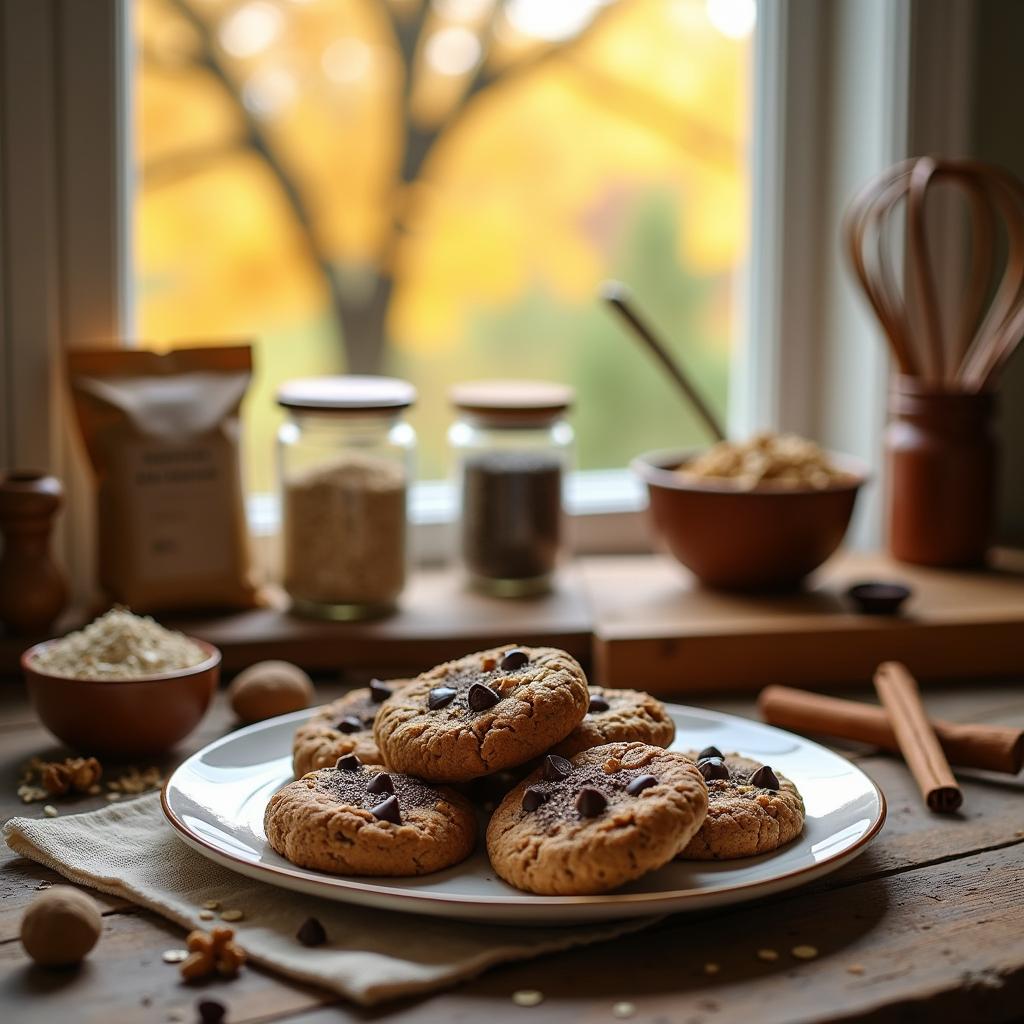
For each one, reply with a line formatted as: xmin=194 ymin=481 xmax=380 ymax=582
xmin=551 ymin=686 xmax=675 ymax=758
xmin=264 ymin=755 xmax=476 ymax=876
xmin=486 ymin=742 xmax=708 ymax=895
xmin=292 ymin=680 xmax=405 ymax=776
xmin=677 ymin=749 xmax=804 ymax=860
xmin=373 ymin=646 xmax=589 ymax=782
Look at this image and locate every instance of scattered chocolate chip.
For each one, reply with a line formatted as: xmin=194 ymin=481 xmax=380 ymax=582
xmin=335 ymin=754 xmax=361 ymax=771
xmin=542 ymin=754 xmax=572 ymax=782
xmin=626 ymin=774 xmax=658 ymax=795
xmin=367 ymin=772 xmax=395 ymax=796
xmin=500 ymin=648 xmax=529 ymax=671
xmin=699 ymin=758 xmax=730 ymax=782
xmin=750 ymin=765 xmax=780 ymax=790
xmin=427 ymin=686 xmax=457 ymax=710
xmin=521 ymin=787 xmax=549 ymax=812
xmin=588 ymin=694 xmax=610 ymax=714
xmin=468 ymin=682 xmax=501 ymax=712
xmin=296 ymin=916 xmax=327 ymax=947
xmin=575 ymin=787 xmax=608 ymax=818
xmin=335 ymin=716 xmax=363 ymax=734
xmin=197 ymin=999 xmax=226 ymax=1024
xmin=370 ymin=794 xmax=401 ymax=824
xmin=698 ymin=745 xmax=723 ymax=761
xmin=369 ymin=678 xmax=392 ymax=704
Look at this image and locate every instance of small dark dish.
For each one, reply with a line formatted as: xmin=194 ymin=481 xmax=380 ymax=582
xmin=632 ymin=448 xmax=868 ymax=591
xmin=846 ymin=581 xmax=912 ymax=616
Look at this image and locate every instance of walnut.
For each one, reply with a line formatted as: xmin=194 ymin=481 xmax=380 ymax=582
xmin=180 ymin=926 xmax=246 ymax=982
xmin=40 ymin=757 xmax=102 ymax=796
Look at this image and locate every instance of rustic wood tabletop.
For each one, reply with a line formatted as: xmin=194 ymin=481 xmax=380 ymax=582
xmin=1 ymin=679 xmax=1022 ymax=1024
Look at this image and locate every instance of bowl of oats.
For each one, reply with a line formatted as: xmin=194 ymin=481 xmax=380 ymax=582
xmin=632 ymin=433 xmax=868 ymax=591
xmin=22 ymin=608 xmax=220 ymax=757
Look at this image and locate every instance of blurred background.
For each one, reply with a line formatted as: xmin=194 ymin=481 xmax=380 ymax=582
xmin=134 ymin=0 xmax=753 ymax=489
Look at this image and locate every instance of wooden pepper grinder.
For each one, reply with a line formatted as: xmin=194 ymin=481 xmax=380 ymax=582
xmin=0 ymin=471 xmax=69 ymax=634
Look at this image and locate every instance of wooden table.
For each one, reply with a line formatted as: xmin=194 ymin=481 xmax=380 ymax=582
xmin=2 ymin=681 xmax=1023 ymax=1023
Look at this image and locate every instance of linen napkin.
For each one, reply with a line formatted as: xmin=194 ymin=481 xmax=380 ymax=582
xmin=3 ymin=794 xmax=657 ymax=1005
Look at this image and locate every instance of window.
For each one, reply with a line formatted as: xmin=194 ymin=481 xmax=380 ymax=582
xmin=134 ymin=0 xmax=754 ymax=494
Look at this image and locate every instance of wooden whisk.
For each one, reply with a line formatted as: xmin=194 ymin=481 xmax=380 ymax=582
xmin=844 ymin=157 xmax=1024 ymax=392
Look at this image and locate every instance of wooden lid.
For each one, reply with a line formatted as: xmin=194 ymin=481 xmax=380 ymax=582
xmin=450 ymin=380 xmax=573 ymax=426
xmin=277 ymin=376 xmax=416 ymax=413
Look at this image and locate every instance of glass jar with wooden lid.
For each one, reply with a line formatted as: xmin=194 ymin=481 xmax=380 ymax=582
xmin=277 ymin=376 xmax=416 ymax=619
xmin=449 ymin=380 xmax=574 ymax=597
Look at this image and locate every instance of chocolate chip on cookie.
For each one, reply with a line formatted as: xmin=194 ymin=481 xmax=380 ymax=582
xmin=373 ymin=646 xmax=589 ymax=782
xmin=367 ymin=771 xmax=395 ymax=795
xmin=749 ymin=765 xmax=780 ymax=790
xmin=588 ymin=694 xmax=611 ymax=713
xmin=698 ymin=745 xmax=724 ymax=761
xmin=542 ymin=754 xmax=572 ymax=782
xmin=370 ymin=794 xmax=401 ymax=824
xmin=699 ymin=758 xmax=730 ymax=782
xmin=575 ymin=787 xmax=608 ymax=818
xmin=336 ymin=754 xmax=361 ymax=770
xmin=369 ymin=679 xmax=393 ymax=704
xmin=521 ymin=787 xmax=549 ymax=812
xmin=335 ymin=716 xmax=363 ymax=734
xmin=626 ymin=774 xmax=658 ymax=795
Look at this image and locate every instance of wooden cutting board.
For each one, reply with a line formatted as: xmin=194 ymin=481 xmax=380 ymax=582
xmin=583 ymin=550 xmax=1024 ymax=693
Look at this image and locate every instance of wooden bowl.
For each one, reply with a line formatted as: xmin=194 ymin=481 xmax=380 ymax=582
xmin=632 ymin=449 xmax=868 ymax=591
xmin=21 ymin=639 xmax=220 ymax=758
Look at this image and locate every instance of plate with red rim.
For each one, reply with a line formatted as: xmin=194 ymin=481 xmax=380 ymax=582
xmin=161 ymin=703 xmax=885 ymax=925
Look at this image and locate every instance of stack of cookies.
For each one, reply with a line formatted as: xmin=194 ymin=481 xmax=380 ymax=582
xmin=264 ymin=645 xmax=805 ymax=895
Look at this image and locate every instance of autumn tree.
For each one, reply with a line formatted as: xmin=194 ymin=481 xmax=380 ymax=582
xmin=157 ymin=0 xmax=630 ymax=373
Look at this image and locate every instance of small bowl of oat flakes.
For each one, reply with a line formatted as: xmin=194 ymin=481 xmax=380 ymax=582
xmin=22 ymin=608 xmax=220 ymax=757
xmin=632 ymin=433 xmax=868 ymax=591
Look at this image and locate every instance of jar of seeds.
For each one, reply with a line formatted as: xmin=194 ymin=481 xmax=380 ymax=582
xmin=449 ymin=380 xmax=573 ymax=596
xmin=277 ymin=376 xmax=415 ymax=619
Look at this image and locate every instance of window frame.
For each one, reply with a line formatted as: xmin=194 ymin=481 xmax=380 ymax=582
xmin=0 ymin=0 xmax=976 ymax=598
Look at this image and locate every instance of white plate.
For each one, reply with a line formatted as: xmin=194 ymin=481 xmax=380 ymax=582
xmin=162 ymin=705 xmax=885 ymax=925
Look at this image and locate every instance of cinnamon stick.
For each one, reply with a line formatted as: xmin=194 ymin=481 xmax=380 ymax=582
xmin=874 ymin=661 xmax=962 ymax=813
xmin=758 ymin=686 xmax=1024 ymax=775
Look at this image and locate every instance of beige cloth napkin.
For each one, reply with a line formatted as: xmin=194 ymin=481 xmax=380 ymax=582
xmin=3 ymin=793 xmax=656 ymax=1006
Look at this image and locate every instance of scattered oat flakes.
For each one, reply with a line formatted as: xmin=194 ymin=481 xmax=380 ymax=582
xmin=162 ymin=949 xmax=189 ymax=964
xmin=202 ymin=900 xmax=220 ymax=910
xmin=512 ymin=989 xmax=544 ymax=1007
xmin=34 ymin=881 xmax=52 ymax=891
xmin=613 ymin=1002 xmax=637 ymax=1019
xmin=703 ymin=962 xmax=720 ymax=975
xmin=18 ymin=784 xmax=48 ymax=803
xmin=847 ymin=963 xmax=865 ymax=975
xmin=220 ymin=909 xmax=244 ymax=922
xmin=198 ymin=910 xmax=215 ymax=921
xmin=105 ymin=792 xmax=122 ymax=801
xmin=792 ymin=945 xmax=819 ymax=960
xmin=757 ymin=948 xmax=779 ymax=962
xmin=42 ymin=805 xmax=58 ymax=818
xmin=88 ymin=784 xmax=102 ymax=795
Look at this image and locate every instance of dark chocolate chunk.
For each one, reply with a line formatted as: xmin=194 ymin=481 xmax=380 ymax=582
xmin=296 ymin=916 xmax=327 ymax=947
xmin=626 ymin=774 xmax=658 ymax=795
xmin=521 ymin=787 xmax=549 ymax=812
xmin=335 ymin=754 xmax=361 ymax=771
xmin=749 ymin=765 xmax=780 ymax=790
xmin=198 ymin=1000 xmax=226 ymax=1024
xmin=500 ymin=648 xmax=529 ymax=671
xmin=427 ymin=686 xmax=457 ymax=710
xmin=698 ymin=745 xmax=724 ymax=761
xmin=542 ymin=754 xmax=572 ymax=782
xmin=369 ymin=678 xmax=393 ymax=704
xmin=699 ymin=757 xmax=730 ymax=782
xmin=367 ymin=772 xmax=395 ymax=796
xmin=467 ymin=682 xmax=501 ymax=712
xmin=588 ymin=694 xmax=610 ymax=714
xmin=335 ymin=716 xmax=364 ymax=734
xmin=575 ymin=787 xmax=608 ymax=818
xmin=370 ymin=794 xmax=401 ymax=824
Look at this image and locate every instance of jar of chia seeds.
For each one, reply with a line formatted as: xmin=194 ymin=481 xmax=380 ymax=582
xmin=449 ymin=380 xmax=574 ymax=596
